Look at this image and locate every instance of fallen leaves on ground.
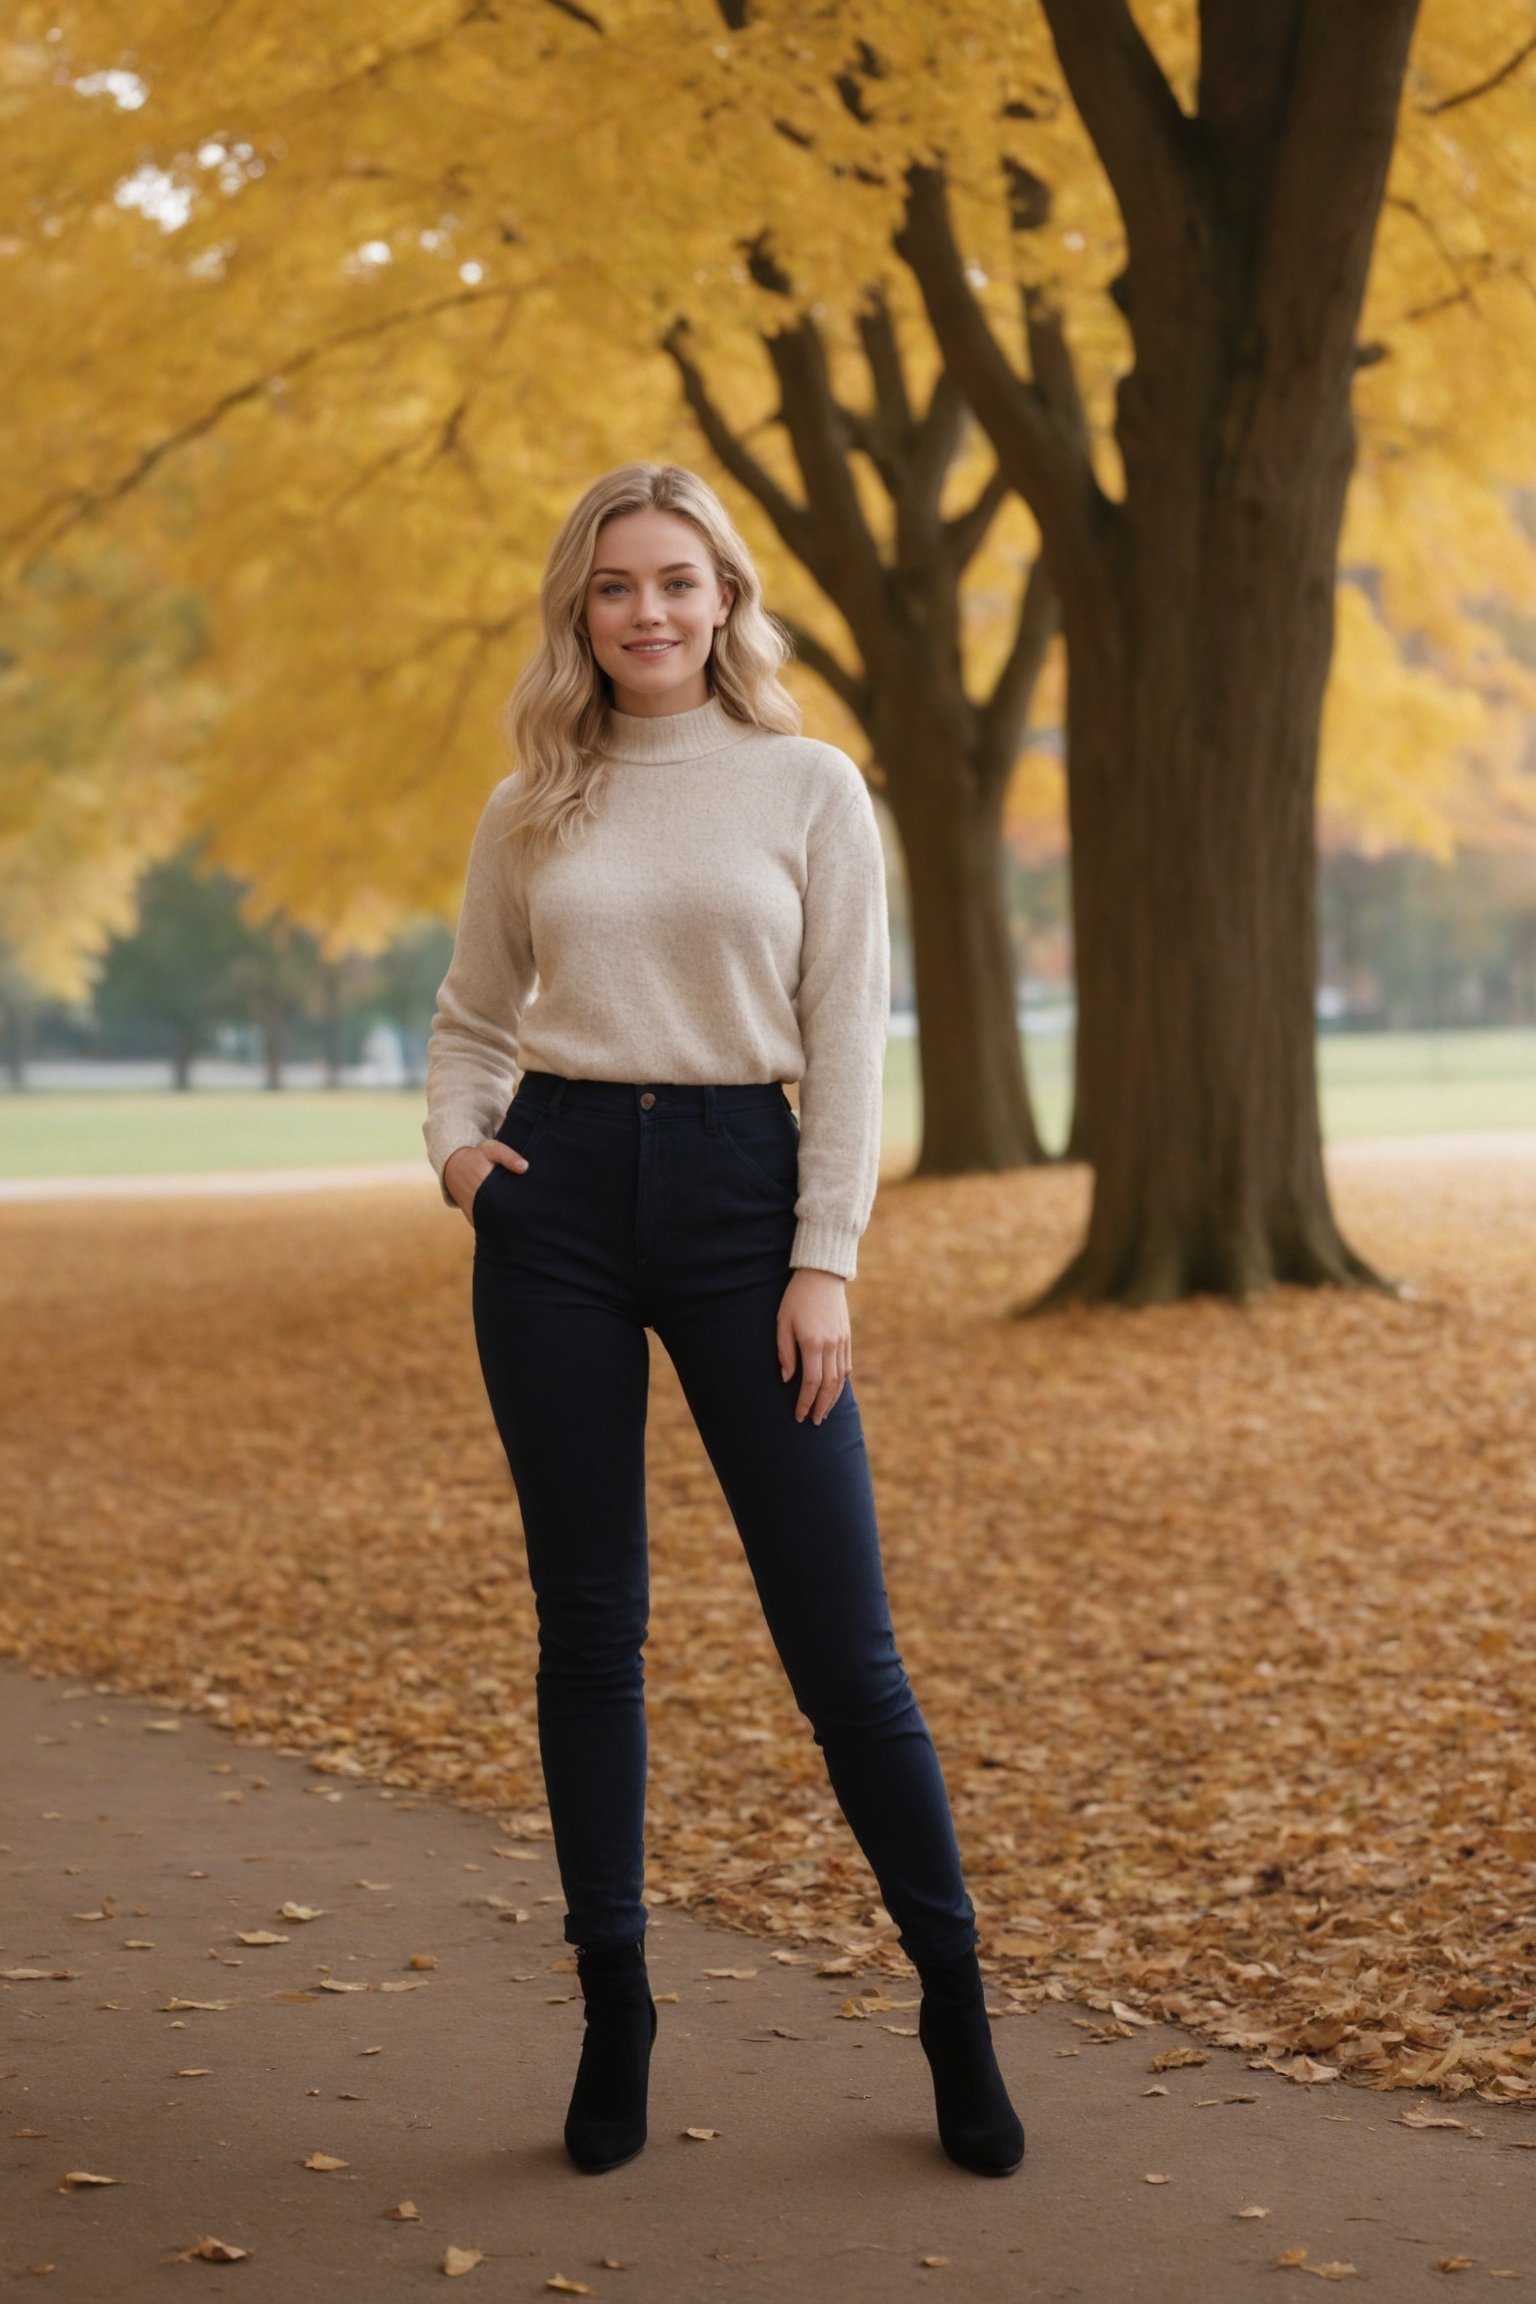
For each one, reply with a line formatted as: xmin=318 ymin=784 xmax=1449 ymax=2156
xmin=3 ymin=1154 xmax=1536 ymax=2100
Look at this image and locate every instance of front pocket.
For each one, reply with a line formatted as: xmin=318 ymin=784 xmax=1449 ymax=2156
xmin=718 ymin=1106 xmax=800 ymax=1199
xmin=471 ymin=1096 xmax=551 ymax=1226
xmin=495 ymin=1093 xmax=552 ymax=1159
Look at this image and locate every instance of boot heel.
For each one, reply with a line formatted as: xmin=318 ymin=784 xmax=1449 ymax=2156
xmin=914 ymin=1946 xmax=1025 ymax=2178
xmin=563 ymin=1938 xmax=657 ymax=2174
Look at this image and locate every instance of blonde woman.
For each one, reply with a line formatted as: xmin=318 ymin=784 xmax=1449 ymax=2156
xmin=423 ymin=464 xmax=1023 ymax=2179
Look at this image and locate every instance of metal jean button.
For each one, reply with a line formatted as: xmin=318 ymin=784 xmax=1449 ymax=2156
xmin=639 ymin=1091 xmax=656 ymax=1109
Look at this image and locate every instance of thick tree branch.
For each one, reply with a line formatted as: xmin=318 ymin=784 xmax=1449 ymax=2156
xmin=1023 ymin=286 xmax=1092 ymax=461
xmin=853 ymin=286 xmax=913 ymax=476
xmin=941 ymin=463 xmax=1010 ymax=573
xmin=775 ymin=615 xmax=871 ymax=720
xmin=908 ymin=364 xmax=971 ymax=525
xmin=763 ymin=313 xmax=893 ymax=637
xmin=1197 ymin=0 xmax=1305 ymax=253
xmin=1253 ymin=0 xmax=1422 ymax=392
xmin=1039 ymin=0 xmax=1201 ymax=266
xmin=976 ymin=549 xmax=1058 ymax=786
xmin=895 ymin=160 xmax=1109 ymax=616
xmin=659 ymin=315 xmax=826 ymax=585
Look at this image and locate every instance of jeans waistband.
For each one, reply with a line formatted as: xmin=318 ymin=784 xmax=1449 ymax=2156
xmin=514 ymin=1070 xmax=790 ymax=1120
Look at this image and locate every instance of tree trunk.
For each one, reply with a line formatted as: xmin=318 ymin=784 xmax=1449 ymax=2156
xmin=897 ymin=0 xmax=1421 ymax=1302
xmin=320 ymin=961 xmax=343 ymax=1089
xmin=261 ymin=1000 xmax=284 ymax=1089
xmin=885 ymin=743 xmax=1046 ymax=1171
xmin=1040 ymin=424 xmax=1389 ymax=1304
xmin=2 ymin=996 xmax=31 ymax=1089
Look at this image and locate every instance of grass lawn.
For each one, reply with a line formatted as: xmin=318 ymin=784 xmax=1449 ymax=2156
xmin=2 ymin=1028 xmax=1534 ymax=1177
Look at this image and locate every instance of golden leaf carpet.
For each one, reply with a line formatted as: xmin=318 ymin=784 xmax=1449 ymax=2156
xmin=2 ymin=1148 xmax=1533 ymax=2106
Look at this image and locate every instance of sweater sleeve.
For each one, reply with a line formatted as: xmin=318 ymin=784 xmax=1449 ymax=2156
xmin=422 ymin=784 xmax=537 ymax=1207
xmin=789 ymin=765 xmax=891 ymax=1281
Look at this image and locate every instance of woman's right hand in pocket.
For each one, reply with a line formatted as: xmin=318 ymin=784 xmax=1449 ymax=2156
xmin=444 ymin=1137 xmax=531 ymax=1224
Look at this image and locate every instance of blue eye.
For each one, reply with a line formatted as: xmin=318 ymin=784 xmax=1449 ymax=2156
xmin=596 ymin=579 xmax=696 ymax=595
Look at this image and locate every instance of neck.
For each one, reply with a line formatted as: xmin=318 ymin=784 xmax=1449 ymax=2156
xmin=599 ymin=691 xmax=755 ymax=764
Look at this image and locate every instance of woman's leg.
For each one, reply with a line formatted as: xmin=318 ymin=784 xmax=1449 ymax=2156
xmin=653 ymin=1276 xmax=978 ymax=1969
xmin=472 ymin=1204 xmax=653 ymax=1953
xmin=652 ymin=1178 xmax=1022 ymax=2174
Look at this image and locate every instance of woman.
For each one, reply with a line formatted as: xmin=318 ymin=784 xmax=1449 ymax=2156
xmin=422 ymin=463 xmax=1023 ymax=2180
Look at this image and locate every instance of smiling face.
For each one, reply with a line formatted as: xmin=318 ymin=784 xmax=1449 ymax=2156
xmin=582 ymin=505 xmax=736 ymax=716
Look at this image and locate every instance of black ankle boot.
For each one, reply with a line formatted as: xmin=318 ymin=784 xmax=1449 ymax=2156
xmin=914 ymin=1945 xmax=1025 ymax=2176
xmin=563 ymin=1937 xmax=658 ymax=2174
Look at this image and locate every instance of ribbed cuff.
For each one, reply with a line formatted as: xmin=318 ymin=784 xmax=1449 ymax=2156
xmin=790 ymin=1216 xmax=861 ymax=1281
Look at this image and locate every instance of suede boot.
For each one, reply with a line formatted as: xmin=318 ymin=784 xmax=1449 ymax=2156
xmin=914 ymin=1944 xmax=1025 ymax=2176
xmin=563 ymin=1937 xmax=658 ymax=2174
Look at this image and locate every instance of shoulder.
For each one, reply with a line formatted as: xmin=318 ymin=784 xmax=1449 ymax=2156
xmin=482 ymin=768 xmax=524 ymax=818
xmin=458 ymin=773 xmax=529 ymax=893
xmin=466 ymin=769 xmax=526 ymax=850
xmin=742 ymin=729 xmax=872 ymax=822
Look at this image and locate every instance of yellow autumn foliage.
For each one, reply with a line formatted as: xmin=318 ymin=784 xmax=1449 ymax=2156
xmin=0 ymin=0 xmax=1532 ymax=979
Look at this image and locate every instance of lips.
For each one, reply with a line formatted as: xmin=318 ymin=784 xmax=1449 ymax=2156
xmin=624 ymin=640 xmax=677 ymax=653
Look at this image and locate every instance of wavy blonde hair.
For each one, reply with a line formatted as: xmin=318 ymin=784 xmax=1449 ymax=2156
xmin=498 ymin=463 xmax=802 ymax=862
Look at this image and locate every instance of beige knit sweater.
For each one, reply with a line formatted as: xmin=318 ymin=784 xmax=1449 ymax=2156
xmin=421 ymin=693 xmax=890 ymax=1280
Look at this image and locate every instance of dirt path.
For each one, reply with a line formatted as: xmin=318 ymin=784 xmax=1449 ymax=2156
xmin=4 ymin=1663 xmax=1532 ymax=2303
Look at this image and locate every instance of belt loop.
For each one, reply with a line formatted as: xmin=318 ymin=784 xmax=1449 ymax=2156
xmin=549 ymin=1075 xmax=568 ymax=1118
xmin=703 ymin=1084 xmax=717 ymax=1136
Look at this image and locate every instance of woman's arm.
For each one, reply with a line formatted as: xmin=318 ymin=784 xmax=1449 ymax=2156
xmin=422 ymin=784 xmax=537 ymax=1208
xmin=789 ymin=762 xmax=891 ymax=1282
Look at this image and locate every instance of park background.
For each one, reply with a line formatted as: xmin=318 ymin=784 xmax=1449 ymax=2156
xmin=4 ymin=0 xmax=1536 ymax=2192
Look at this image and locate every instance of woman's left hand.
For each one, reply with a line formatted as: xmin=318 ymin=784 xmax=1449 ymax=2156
xmin=777 ymin=1268 xmax=851 ymax=1425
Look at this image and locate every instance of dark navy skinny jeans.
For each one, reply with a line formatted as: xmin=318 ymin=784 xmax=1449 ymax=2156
xmin=468 ymin=1068 xmax=979 ymax=1968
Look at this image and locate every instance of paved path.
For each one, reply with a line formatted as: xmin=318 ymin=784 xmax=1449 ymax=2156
xmin=3 ymin=1666 xmax=1533 ymax=2301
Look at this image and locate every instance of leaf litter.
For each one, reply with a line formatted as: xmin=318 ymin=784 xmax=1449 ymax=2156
xmin=2 ymin=1156 xmax=1535 ymax=2100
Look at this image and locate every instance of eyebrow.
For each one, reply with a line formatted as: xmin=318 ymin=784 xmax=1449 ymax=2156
xmin=590 ymin=561 xmax=705 ymax=577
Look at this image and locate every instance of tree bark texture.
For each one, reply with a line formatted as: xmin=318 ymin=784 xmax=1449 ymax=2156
xmin=900 ymin=0 xmax=1421 ymax=1301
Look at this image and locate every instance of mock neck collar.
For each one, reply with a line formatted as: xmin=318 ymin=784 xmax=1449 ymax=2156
xmin=598 ymin=692 xmax=758 ymax=764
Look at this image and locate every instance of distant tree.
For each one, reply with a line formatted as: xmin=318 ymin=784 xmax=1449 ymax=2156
xmin=365 ymin=923 xmax=456 ymax=1089
xmin=0 ymin=938 xmax=43 ymax=1089
xmin=94 ymin=846 xmax=271 ymax=1087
